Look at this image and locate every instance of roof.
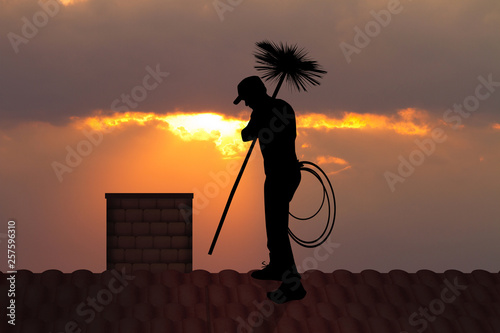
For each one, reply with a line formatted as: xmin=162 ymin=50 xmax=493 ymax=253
xmin=2 ymin=269 xmax=500 ymax=333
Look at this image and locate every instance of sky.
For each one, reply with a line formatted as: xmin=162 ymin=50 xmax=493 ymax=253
xmin=0 ymin=0 xmax=499 ymax=273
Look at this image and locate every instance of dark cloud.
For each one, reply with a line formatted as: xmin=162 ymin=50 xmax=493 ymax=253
xmin=0 ymin=0 xmax=499 ymax=127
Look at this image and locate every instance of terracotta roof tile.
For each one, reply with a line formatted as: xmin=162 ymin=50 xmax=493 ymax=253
xmin=276 ymin=317 xmax=307 ymax=333
xmin=488 ymin=316 xmax=500 ymax=332
xmin=102 ymin=302 xmax=122 ymax=322
xmin=133 ymin=302 xmax=155 ymax=322
xmin=411 ymin=283 xmax=437 ymax=304
xmin=37 ymin=303 xmax=59 ymax=323
xmin=325 ymin=284 xmax=351 ymax=306
xmin=208 ymin=285 xmax=232 ymax=307
xmin=332 ymin=269 xmax=358 ymax=286
xmin=383 ymin=283 xmax=413 ymax=306
xmin=190 ymin=269 xmax=212 ymax=287
xmin=284 ymin=301 xmax=309 ymax=321
xmin=302 ymin=269 xmax=328 ymax=286
xmin=459 ymin=315 xmax=492 ymax=332
xmin=6 ymin=269 xmax=500 ymax=332
xmin=40 ymin=269 xmax=64 ymax=288
xmin=316 ymin=302 xmax=340 ymax=321
xmin=160 ymin=269 xmax=183 ymax=287
xmin=55 ymin=284 xmax=79 ymax=307
xmin=494 ymin=302 xmax=500 ymax=316
xmin=360 ymin=269 xmax=386 ymax=288
xmin=118 ymin=317 xmax=143 ymax=333
xmin=219 ymin=269 xmax=243 ymax=287
xmin=353 ymin=283 xmax=380 ymax=305
xmin=236 ymin=283 xmax=262 ymax=305
xmin=388 ymin=269 xmax=415 ymax=288
xmin=346 ymin=302 xmax=371 ymax=321
xmin=374 ymin=302 xmax=400 ymax=321
xmin=23 ymin=285 xmax=46 ymax=308
xmin=70 ymin=269 xmax=97 ymax=287
xmin=181 ymin=317 xmax=207 ymax=333
xmin=337 ymin=316 xmax=367 ymax=333
xmin=212 ymin=317 xmax=236 ymax=333
xmin=367 ymin=316 xmax=399 ymax=333
xmin=306 ymin=316 xmax=339 ymax=333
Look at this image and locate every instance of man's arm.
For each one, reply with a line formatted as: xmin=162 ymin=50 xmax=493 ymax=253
xmin=241 ymin=112 xmax=260 ymax=142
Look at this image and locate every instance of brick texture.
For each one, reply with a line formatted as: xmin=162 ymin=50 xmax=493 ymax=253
xmin=106 ymin=193 xmax=193 ymax=273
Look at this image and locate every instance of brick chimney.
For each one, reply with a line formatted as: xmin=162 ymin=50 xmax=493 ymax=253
xmin=105 ymin=193 xmax=193 ymax=273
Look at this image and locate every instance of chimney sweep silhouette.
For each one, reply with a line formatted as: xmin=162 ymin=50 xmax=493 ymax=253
xmin=209 ymin=40 xmax=335 ymax=303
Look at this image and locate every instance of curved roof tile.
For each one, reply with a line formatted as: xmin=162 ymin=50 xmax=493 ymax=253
xmin=4 ymin=269 xmax=499 ymax=333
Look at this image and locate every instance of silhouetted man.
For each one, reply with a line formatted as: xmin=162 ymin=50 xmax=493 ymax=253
xmin=234 ymin=76 xmax=306 ymax=303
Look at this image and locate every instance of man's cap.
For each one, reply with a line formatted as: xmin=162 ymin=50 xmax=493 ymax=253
xmin=233 ymin=76 xmax=267 ymax=105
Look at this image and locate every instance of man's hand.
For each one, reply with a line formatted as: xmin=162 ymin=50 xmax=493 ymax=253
xmin=241 ymin=126 xmax=256 ymax=142
xmin=241 ymin=110 xmax=261 ymax=142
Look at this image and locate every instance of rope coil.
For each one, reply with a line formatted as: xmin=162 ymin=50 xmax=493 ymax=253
xmin=288 ymin=161 xmax=336 ymax=248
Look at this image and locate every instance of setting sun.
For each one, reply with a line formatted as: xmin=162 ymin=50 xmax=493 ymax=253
xmin=74 ymin=111 xmax=249 ymax=158
xmin=71 ymin=108 xmax=433 ymax=160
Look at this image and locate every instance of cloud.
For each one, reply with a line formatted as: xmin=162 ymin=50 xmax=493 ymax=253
xmin=1 ymin=105 xmax=499 ymax=272
xmin=64 ymin=108 xmax=437 ymax=159
xmin=1 ymin=0 xmax=499 ymax=127
xmin=316 ymin=155 xmax=348 ymax=165
xmin=298 ymin=108 xmax=431 ymax=135
xmin=71 ymin=110 xmax=250 ymax=157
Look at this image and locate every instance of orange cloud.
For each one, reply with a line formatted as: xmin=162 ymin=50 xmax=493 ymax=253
xmin=492 ymin=123 xmax=500 ymax=130
xmin=298 ymin=108 xmax=430 ymax=135
xmin=59 ymin=0 xmax=86 ymax=6
xmin=316 ymin=155 xmax=348 ymax=165
xmin=73 ymin=111 xmax=248 ymax=158
xmin=328 ymin=165 xmax=352 ymax=175
xmin=73 ymin=108 xmax=431 ymax=158
xmin=314 ymin=155 xmax=351 ymax=175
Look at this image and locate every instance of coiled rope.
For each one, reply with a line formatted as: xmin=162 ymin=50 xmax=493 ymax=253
xmin=288 ymin=161 xmax=336 ymax=248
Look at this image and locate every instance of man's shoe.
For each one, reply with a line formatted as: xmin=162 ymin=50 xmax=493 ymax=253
xmin=251 ymin=262 xmax=284 ymax=281
xmin=267 ymin=282 xmax=306 ymax=304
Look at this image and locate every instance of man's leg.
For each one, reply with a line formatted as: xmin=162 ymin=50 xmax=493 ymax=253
xmin=265 ymin=169 xmax=306 ymax=303
xmin=264 ymin=177 xmax=295 ymax=274
xmin=251 ymin=176 xmax=292 ymax=280
xmin=252 ymin=170 xmax=301 ymax=281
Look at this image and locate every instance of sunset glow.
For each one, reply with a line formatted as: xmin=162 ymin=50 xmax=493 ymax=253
xmin=298 ymin=108 xmax=430 ymax=135
xmin=59 ymin=0 xmax=86 ymax=6
xmin=1 ymin=0 xmax=499 ymax=276
xmin=74 ymin=111 xmax=248 ymax=158
xmin=316 ymin=155 xmax=349 ymax=165
xmin=73 ymin=108 xmax=432 ymax=158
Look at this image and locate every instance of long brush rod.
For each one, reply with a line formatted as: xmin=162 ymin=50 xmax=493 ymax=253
xmin=208 ymin=138 xmax=257 ymax=255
